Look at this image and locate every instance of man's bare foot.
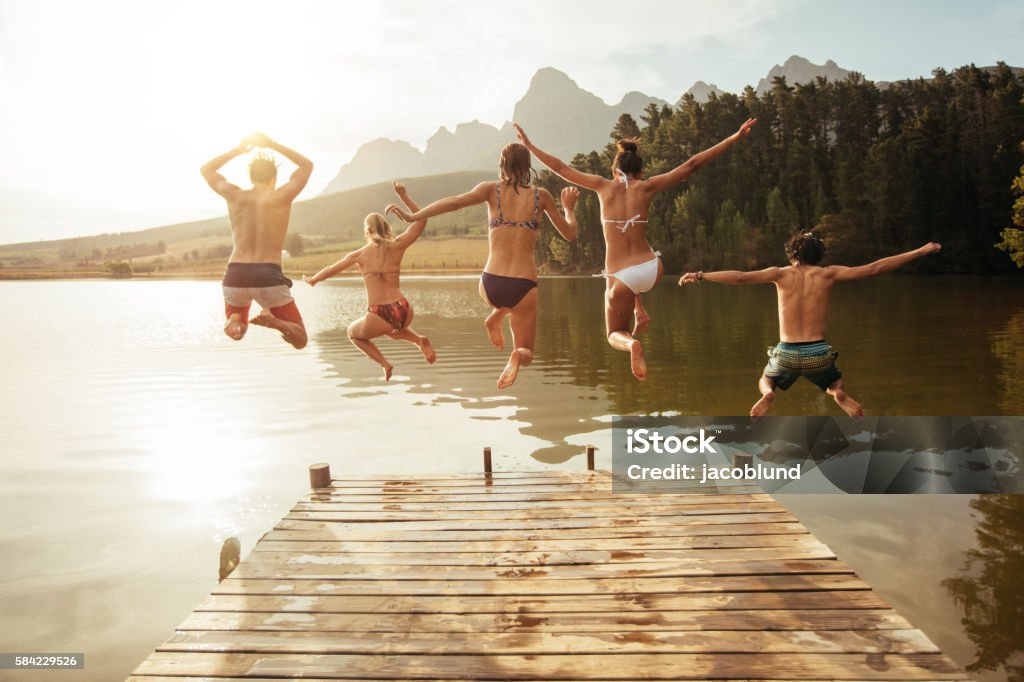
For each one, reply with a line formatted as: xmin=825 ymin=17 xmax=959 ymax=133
xmin=750 ymin=392 xmax=775 ymax=417
xmin=383 ymin=363 xmax=394 ymax=381
xmin=832 ymin=390 xmax=864 ymax=418
xmin=629 ymin=340 xmax=647 ymax=382
xmin=419 ymin=336 xmax=437 ymax=364
xmin=224 ymin=314 xmax=246 ymax=341
xmin=484 ymin=310 xmax=505 ymax=349
xmin=498 ymin=350 xmax=522 ymax=389
xmin=632 ymin=308 xmax=652 ymax=336
xmin=250 ymin=312 xmax=307 ymax=349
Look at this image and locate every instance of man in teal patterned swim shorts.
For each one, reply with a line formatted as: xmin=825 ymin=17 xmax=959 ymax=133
xmin=679 ymin=234 xmax=942 ymax=417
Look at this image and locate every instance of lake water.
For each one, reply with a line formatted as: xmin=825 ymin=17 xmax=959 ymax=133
xmin=1 ymin=276 xmax=1021 ymax=681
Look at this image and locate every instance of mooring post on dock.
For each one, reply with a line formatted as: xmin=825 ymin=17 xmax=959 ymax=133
xmin=483 ymin=447 xmax=492 ymax=476
xmin=586 ymin=445 xmax=595 ymax=471
xmin=309 ymin=463 xmax=331 ymax=489
xmin=732 ymin=452 xmax=752 ymax=469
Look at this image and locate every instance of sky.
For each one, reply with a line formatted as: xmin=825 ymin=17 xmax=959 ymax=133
xmin=1 ymin=0 xmax=1022 ymax=244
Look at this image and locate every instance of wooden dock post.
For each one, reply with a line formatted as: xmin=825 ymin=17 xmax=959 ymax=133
xmin=586 ymin=445 xmax=595 ymax=471
xmin=482 ymin=447 xmax=492 ymax=476
xmin=308 ymin=463 xmax=331 ymax=489
xmin=732 ymin=452 xmax=753 ymax=469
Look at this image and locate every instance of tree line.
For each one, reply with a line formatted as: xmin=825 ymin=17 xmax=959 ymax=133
xmin=532 ymin=63 xmax=1024 ymax=274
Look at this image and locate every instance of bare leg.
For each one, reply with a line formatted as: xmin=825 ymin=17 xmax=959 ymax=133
xmin=224 ymin=312 xmax=247 ymax=341
xmin=250 ymin=312 xmax=308 ymax=349
xmin=479 ymin=279 xmax=508 ymax=349
xmin=347 ymin=314 xmax=399 ymax=381
xmin=827 ymin=379 xmax=864 ymax=418
xmin=750 ymin=375 xmax=777 ymax=417
xmin=632 ymin=295 xmax=651 ymax=336
xmin=606 ymin=279 xmax=646 ymax=381
xmin=390 ymin=326 xmax=437 ymax=364
xmin=498 ymin=288 xmax=538 ymax=389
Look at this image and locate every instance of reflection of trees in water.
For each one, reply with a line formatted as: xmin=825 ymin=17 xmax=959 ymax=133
xmin=942 ymin=495 xmax=1024 ymax=678
xmin=991 ymin=310 xmax=1024 ymax=416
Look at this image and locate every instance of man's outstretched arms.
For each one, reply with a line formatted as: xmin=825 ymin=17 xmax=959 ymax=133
xmin=828 ymin=243 xmax=942 ymax=281
xmin=679 ymin=267 xmax=784 ymax=286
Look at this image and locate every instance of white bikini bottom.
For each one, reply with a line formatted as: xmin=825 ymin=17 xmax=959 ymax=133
xmin=600 ymin=252 xmax=662 ymax=295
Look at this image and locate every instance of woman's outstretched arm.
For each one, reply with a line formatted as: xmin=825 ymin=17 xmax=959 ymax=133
xmin=391 ymin=181 xmax=428 ymax=247
xmin=306 ymin=249 xmax=361 ymax=286
xmin=385 ymin=182 xmax=491 ymax=223
xmin=542 ymin=187 xmax=579 ymax=241
xmin=514 ymin=123 xmax=607 ymax=192
xmin=647 ymin=118 xmax=757 ymax=193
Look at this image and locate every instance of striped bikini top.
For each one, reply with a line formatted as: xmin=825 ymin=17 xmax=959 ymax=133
xmin=489 ymin=182 xmax=540 ymax=230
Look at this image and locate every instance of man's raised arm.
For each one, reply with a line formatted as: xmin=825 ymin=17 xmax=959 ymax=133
xmin=200 ymin=144 xmax=249 ymax=198
xmin=244 ymin=132 xmax=314 ymax=201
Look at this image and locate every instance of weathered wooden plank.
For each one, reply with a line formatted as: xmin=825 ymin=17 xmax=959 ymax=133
xmin=246 ymin=544 xmax=834 ymax=565
xmin=127 ymin=678 xmax=957 ymax=682
xmin=159 ymin=628 xmax=938 ymax=655
xmin=178 ymin=609 xmax=913 ymax=633
xmin=293 ymin=498 xmax=777 ymax=513
xmin=132 ymin=651 xmax=968 ymax=679
xmin=274 ymin=510 xmax=800 ymax=533
xmin=264 ymin=520 xmax=806 ymax=540
xmin=229 ymin=558 xmax=850 ymax=582
xmin=195 ymin=590 xmax=891 ymax=614
xmin=213 ymin=574 xmax=873 ymax=597
xmin=285 ymin=501 xmax=782 ymax=522
xmin=302 ymin=491 xmax=772 ymax=505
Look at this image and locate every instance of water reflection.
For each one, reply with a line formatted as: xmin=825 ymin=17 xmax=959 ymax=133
xmin=943 ymin=495 xmax=1024 ymax=678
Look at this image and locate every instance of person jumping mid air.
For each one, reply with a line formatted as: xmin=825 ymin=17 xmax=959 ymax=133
xmin=679 ymin=234 xmax=942 ymax=417
xmin=306 ymin=182 xmax=436 ymax=381
xmin=515 ymin=119 xmax=756 ymax=381
xmin=200 ymin=132 xmax=313 ymax=349
xmin=385 ymin=145 xmax=578 ymax=389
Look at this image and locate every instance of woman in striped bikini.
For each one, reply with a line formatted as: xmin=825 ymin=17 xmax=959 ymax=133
xmin=306 ymin=182 xmax=436 ymax=381
xmin=514 ymin=119 xmax=756 ymax=381
xmin=385 ymin=143 xmax=579 ymax=389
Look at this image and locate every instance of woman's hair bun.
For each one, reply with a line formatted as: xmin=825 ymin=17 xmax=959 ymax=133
xmin=617 ymin=139 xmax=639 ymax=154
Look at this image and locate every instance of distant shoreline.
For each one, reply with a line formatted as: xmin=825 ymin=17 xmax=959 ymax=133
xmin=0 ymin=268 xmax=488 ymax=281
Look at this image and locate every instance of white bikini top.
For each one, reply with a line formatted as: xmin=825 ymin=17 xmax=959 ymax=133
xmin=603 ymin=173 xmax=648 ymax=233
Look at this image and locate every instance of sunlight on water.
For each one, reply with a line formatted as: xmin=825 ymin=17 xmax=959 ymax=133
xmin=0 ymin=276 xmax=1021 ymax=681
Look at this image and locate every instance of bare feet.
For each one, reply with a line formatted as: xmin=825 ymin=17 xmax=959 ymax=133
xmin=251 ymin=311 xmax=307 ymax=349
xmin=224 ymin=314 xmax=246 ymax=341
xmin=498 ymin=350 xmax=522 ymax=389
xmin=383 ymin=363 xmax=394 ymax=381
xmin=831 ymin=389 xmax=864 ymax=418
xmin=484 ymin=310 xmax=506 ymax=349
xmin=750 ymin=391 xmax=775 ymax=417
xmin=629 ymin=340 xmax=647 ymax=382
xmin=419 ymin=336 xmax=437 ymax=364
xmin=632 ymin=308 xmax=651 ymax=336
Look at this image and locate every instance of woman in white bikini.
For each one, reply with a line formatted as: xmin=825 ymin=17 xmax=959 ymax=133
xmin=385 ymin=143 xmax=578 ymax=389
xmin=514 ymin=119 xmax=756 ymax=381
xmin=306 ymin=182 xmax=436 ymax=381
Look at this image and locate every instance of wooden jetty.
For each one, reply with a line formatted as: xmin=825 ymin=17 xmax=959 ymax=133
xmin=129 ymin=451 xmax=968 ymax=681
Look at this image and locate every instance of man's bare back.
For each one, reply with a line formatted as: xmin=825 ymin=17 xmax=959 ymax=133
xmin=773 ymin=265 xmax=836 ymax=342
xmin=200 ymin=132 xmax=313 ymax=348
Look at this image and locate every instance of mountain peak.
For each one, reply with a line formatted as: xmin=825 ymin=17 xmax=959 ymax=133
xmin=756 ymin=55 xmax=852 ymax=95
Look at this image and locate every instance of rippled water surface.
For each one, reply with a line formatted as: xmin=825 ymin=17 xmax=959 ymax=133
xmin=1 ymin=276 xmax=1021 ymax=680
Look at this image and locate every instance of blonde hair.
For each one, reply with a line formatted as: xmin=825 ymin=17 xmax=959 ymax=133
xmin=364 ymin=213 xmax=394 ymax=246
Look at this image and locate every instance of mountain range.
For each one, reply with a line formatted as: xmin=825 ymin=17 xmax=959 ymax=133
xmin=323 ymin=56 xmax=854 ymax=195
